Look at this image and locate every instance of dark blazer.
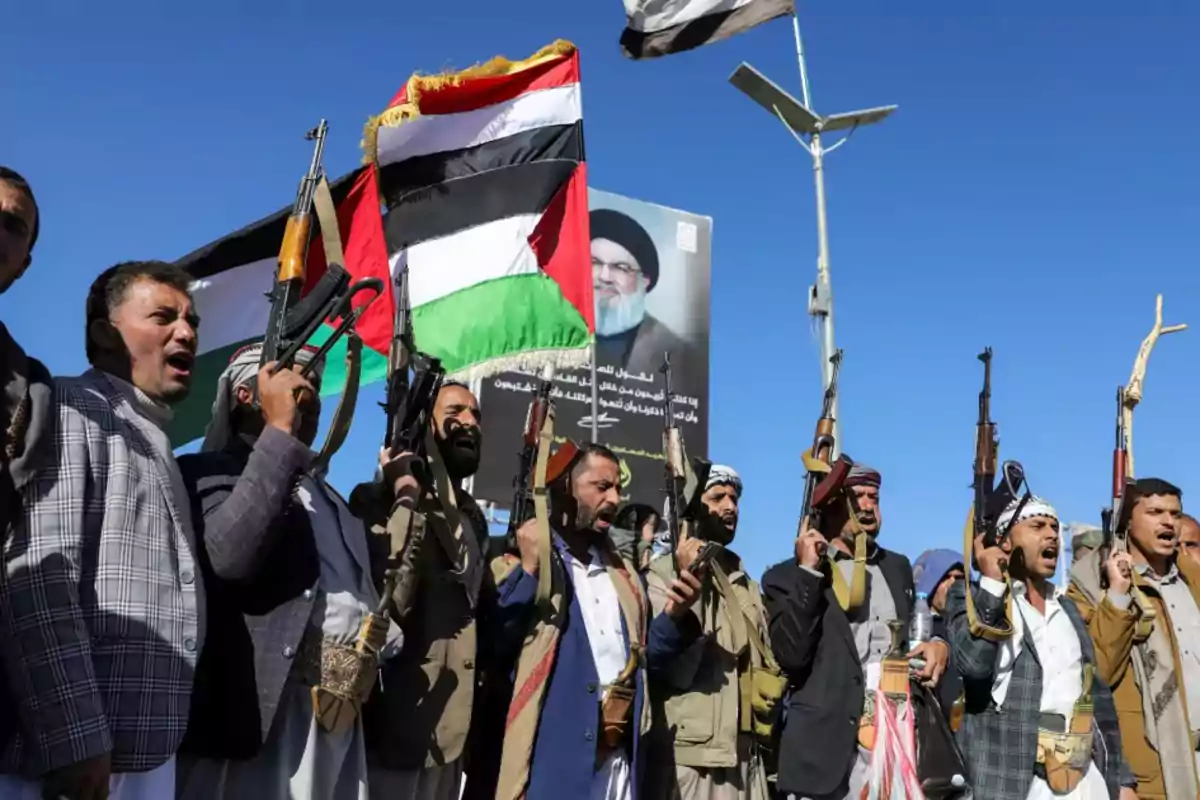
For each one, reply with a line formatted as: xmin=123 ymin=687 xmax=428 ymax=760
xmin=944 ymin=580 xmax=1132 ymax=800
xmin=761 ymin=547 xmax=914 ymax=798
xmin=176 ymin=428 xmax=315 ymax=760
xmin=932 ymin=613 xmax=964 ymax=722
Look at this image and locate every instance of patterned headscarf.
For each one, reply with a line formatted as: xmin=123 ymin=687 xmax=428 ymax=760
xmin=201 ymin=342 xmax=323 ymax=453
xmin=996 ymin=494 xmax=1058 ymax=533
xmin=845 ymin=461 xmax=881 ymax=488
xmin=705 ymin=464 xmax=743 ymax=498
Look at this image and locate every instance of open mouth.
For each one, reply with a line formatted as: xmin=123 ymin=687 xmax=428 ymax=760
xmin=1156 ymin=530 xmax=1177 ymax=545
xmin=1040 ymin=545 xmax=1059 ymax=561
xmin=165 ymin=352 xmax=195 ymax=377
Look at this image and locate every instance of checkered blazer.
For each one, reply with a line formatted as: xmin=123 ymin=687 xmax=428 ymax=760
xmin=0 ymin=370 xmax=202 ymax=776
xmin=945 ymin=580 xmax=1133 ymax=800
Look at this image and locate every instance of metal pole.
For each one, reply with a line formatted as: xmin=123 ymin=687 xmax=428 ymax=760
xmin=809 ymin=134 xmax=840 ymax=455
xmin=794 ymin=10 xmax=841 ymax=455
xmin=590 ymin=340 xmax=600 ymax=443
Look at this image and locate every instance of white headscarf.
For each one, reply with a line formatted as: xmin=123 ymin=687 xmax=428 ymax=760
xmin=706 ymin=464 xmax=743 ymax=498
xmin=201 ymin=342 xmax=323 ymax=453
xmin=996 ymin=494 xmax=1058 ymax=533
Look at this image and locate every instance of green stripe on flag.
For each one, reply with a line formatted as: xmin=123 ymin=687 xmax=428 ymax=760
xmin=412 ymin=273 xmax=590 ymax=376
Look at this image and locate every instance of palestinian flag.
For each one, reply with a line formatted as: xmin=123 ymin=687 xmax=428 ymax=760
xmin=362 ymin=39 xmax=594 ymax=379
xmin=168 ymin=166 xmax=391 ymax=447
xmin=619 ymin=0 xmax=794 ymax=59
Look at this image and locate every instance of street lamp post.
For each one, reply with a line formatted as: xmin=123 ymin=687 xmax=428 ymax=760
xmin=729 ymin=14 xmax=897 ymax=456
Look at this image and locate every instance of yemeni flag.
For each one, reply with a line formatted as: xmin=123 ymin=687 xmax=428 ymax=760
xmin=619 ymin=0 xmax=794 ymax=59
xmin=168 ymin=166 xmax=391 ymax=447
xmin=362 ymin=39 xmax=594 ymax=379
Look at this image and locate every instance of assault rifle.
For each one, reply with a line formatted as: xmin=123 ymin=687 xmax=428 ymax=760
xmin=973 ymin=349 xmax=1031 ymax=549
xmin=505 ymin=379 xmax=554 ymax=550
xmin=799 ymin=349 xmax=846 ymax=534
xmin=258 ymin=120 xmax=383 ymax=389
xmin=1099 ymin=387 xmax=1133 ymax=589
xmin=382 ymin=258 xmax=444 ymax=477
xmin=660 ymin=352 xmax=712 ymax=573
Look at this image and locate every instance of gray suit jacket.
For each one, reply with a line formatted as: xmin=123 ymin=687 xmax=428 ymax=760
xmin=945 ymin=580 xmax=1133 ymax=800
xmin=0 ymin=370 xmax=203 ymax=775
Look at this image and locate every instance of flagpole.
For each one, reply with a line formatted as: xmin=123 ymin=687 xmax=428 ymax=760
xmin=590 ymin=340 xmax=600 ymax=443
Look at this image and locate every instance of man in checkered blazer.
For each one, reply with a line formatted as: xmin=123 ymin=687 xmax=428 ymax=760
xmin=0 ymin=261 xmax=204 ymax=799
xmin=945 ymin=491 xmax=1135 ymax=800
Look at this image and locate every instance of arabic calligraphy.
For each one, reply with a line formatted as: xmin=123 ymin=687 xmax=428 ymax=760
xmin=490 ymin=377 xmax=701 ymax=425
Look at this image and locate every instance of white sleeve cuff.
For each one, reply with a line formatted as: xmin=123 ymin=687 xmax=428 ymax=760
xmin=979 ymin=576 xmax=1007 ymax=598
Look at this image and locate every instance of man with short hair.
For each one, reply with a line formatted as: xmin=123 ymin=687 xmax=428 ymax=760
xmin=645 ymin=464 xmax=780 ymax=800
xmin=1069 ymin=478 xmax=1200 ymax=800
xmin=1178 ymin=514 xmax=1200 ymax=568
xmin=0 ymin=261 xmax=202 ymax=798
xmin=175 ymin=342 xmax=401 ymax=799
xmin=483 ymin=442 xmax=703 ymax=799
xmin=949 ymin=492 xmax=1133 ymax=800
xmin=0 ymin=167 xmax=53 ymax=755
xmin=359 ymin=380 xmax=491 ymax=800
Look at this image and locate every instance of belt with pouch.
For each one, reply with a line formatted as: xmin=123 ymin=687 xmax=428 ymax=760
xmin=1033 ymin=665 xmax=1096 ymax=795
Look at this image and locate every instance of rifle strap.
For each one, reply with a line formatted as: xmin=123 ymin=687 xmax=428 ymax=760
xmin=425 ymin=427 xmax=484 ymax=610
xmin=313 ymin=332 xmax=362 ymax=473
xmin=532 ymin=404 xmax=556 ymax=606
xmin=962 ymin=507 xmax=1015 ymax=641
xmin=828 ymin=496 xmax=868 ymax=612
xmin=313 ymin=176 xmax=346 ymax=269
xmin=309 ymin=176 xmax=357 ymax=473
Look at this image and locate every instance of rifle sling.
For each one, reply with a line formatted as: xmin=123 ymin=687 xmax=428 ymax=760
xmin=311 ymin=178 xmax=358 ymax=471
xmin=962 ymin=507 xmax=1016 ymax=641
xmin=827 ymin=496 xmax=868 ymax=613
xmin=533 ymin=405 xmax=556 ymax=606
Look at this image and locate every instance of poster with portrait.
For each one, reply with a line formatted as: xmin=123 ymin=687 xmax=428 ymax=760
xmin=471 ymin=188 xmax=712 ymax=510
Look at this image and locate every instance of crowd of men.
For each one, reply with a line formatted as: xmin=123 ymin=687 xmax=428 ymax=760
xmin=2 ymin=163 xmax=1200 ymax=800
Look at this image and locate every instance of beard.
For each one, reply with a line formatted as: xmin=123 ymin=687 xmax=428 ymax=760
xmin=437 ymin=427 xmax=482 ymax=480
xmin=595 ymin=285 xmax=647 ymax=337
xmin=575 ymin=500 xmax=618 ymax=534
xmin=698 ymin=509 xmax=736 ymax=546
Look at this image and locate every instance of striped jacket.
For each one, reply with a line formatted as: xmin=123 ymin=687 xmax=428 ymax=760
xmin=0 ymin=370 xmax=203 ymax=775
xmin=945 ymin=580 xmax=1133 ymax=800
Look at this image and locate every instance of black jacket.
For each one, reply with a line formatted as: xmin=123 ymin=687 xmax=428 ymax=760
xmin=176 ymin=428 xmax=315 ymax=759
xmin=761 ymin=547 xmax=914 ymax=798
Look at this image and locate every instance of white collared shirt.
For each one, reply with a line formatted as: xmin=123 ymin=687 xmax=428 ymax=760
xmin=979 ymin=577 xmax=1107 ymax=800
xmin=565 ymin=546 xmax=632 ymax=800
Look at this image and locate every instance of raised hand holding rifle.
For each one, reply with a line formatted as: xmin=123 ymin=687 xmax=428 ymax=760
xmin=255 ymin=120 xmax=384 ymax=468
xmin=660 ymin=352 xmax=712 ymax=577
xmin=794 ymin=350 xmax=866 ymax=612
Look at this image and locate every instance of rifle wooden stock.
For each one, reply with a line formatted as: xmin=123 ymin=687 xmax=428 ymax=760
xmin=1111 ymin=451 xmax=1126 ymax=503
xmin=277 ymin=215 xmax=312 ymax=283
xmin=812 ymin=418 xmax=834 ymax=463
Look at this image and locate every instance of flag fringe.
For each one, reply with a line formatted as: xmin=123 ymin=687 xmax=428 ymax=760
xmin=362 ymin=39 xmax=577 ymax=165
xmin=446 ymin=343 xmax=591 ymax=384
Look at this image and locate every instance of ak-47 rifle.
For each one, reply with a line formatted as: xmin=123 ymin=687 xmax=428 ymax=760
xmin=1100 ymin=386 xmax=1132 ymax=588
xmin=258 ymin=121 xmax=383 ymax=390
xmin=799 ymin=350 xmax=846 ymax=533
xmin=660 ymin=352 xmax=712 ymax=574
xmin=796 ymin=350 xmax=865 ymax=612
xmin=505 ymin=379 xmax=554 ymax=552
xmin=964 ymin=348 xmax=1034 ymax=640
xmin=373 ymin=256 xmax=445 ymax=621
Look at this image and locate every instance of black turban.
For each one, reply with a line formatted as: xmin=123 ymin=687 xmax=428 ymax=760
xmin=589 ymin=209 xmax=660 ymax=291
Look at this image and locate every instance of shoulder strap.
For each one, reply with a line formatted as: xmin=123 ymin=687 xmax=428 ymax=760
xmin=712 ymin=561 xmax=777 ymax=671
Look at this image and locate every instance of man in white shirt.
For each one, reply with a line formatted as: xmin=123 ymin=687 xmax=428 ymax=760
xmin=945 ymin=492 xmax=1135 ymax=800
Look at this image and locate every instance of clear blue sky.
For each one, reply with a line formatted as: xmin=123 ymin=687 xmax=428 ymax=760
xmin=4 ymin=1 xmax=1198 ymax=578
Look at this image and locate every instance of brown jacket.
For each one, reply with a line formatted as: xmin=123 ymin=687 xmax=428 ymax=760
xmin=645 ymin=551 xmax=773 ymax=770
xmin=1068 ymin=550 xmax=1200 ymax=800
xmin=359 ymin=482 xmax=490 ymax=771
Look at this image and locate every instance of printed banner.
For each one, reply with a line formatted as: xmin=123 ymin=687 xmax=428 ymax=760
xmin=472 ymin=188 xmax=712 ymax=510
